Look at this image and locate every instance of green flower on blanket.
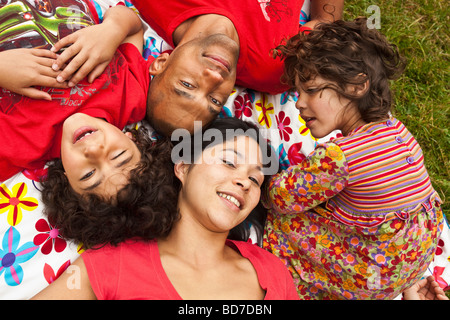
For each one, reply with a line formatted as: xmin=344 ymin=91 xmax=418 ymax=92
xmin=0 ymin=226 xmax=39 ymax=286
xmin=0 ymin=183 xmax=38 ymax=226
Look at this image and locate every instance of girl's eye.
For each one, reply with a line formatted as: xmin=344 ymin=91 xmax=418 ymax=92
xmin=81 ymin=170 xmax=95 ymax=181
xmin=305 ymin=88 xmax=318 ymax=94
xmin=181 ymin=81 xmax=194 ymax=88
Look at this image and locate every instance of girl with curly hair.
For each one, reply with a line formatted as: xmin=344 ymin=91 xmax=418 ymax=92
xmin=263 ymin=18 xmax=444 ymax=299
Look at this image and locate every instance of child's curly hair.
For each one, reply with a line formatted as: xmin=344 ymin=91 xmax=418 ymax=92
xmin=40 ymin=126 xmax=180 ymax=249
xmin=275 ymin=18 xmax=406 ymax=122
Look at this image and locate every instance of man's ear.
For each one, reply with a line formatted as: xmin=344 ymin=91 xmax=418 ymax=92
xmin=149 ymin=52 xmax=170 ymax=75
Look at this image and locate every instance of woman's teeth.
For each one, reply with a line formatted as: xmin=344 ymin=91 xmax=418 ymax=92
xmin=218 ymin=192 xmax=241 ymax=208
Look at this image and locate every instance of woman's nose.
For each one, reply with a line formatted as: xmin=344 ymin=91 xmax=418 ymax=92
xmin=234 ymin=176 xmax=251 ymax=191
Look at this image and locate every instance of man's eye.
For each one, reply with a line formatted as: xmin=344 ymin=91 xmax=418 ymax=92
xmin=211 ymin=97 xmax=222 ymax=106
xmin=181 ymin=81 xmax=194 ymax=88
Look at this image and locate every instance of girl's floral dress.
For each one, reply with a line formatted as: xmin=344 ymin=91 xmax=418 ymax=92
xmin=263 ymin=118 xmax=443 ymax=299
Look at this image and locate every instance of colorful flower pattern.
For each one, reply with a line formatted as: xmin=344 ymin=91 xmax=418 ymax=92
xmin=0 ymin=227 xmax=39 ymax=286
xmin=275 ymin=111 xmax=293 ymax=141
xmin=33 ymin=218 xmax=67 ymax=255
xmin=255 ymin=93 xmax=274 ymax=128
xmin=0 ymin=183 xmax=38 ymax=226
xmin=263 ymin=143 xmax=444 ymax=299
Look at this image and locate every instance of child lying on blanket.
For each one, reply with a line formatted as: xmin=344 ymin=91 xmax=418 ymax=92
xmin=0 ymin=4 xmax=176 ymax=247
xmin=0 ymin=4 xmax=146 ymax=183
xmin=263 ymin=18 xmax=444 ymax=299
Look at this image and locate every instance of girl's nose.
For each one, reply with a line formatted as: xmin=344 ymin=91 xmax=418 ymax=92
xmin=295 ymin=93 xmax=306 ymax=111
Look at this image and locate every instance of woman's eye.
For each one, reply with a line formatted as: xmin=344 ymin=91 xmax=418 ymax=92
xmin=223 ymin=159 xmax=235 ymax=168
xmin=249 ymin=177 xmax=260 ymax=187
xmin=81 ymin=170 xmax=95 ymax=181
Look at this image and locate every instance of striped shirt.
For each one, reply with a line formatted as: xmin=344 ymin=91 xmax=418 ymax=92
xmin=326 ymin=117 xmax=441 ymax=226
xmin=265 ymin=118 xmax=442 ymax=227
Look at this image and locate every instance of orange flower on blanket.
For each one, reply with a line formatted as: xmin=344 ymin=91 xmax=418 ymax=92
xmin=0 ymin=183 xmax=38 ymax=226
xmin=255 ymin=94 xmax=274 ymax=128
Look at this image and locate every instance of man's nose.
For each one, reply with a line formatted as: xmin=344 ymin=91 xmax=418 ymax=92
xmin=203 ymin=68 xmax=224 ymax=83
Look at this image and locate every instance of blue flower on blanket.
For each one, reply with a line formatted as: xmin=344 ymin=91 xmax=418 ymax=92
xmin=218 ymin=106 xmax=232 ymax=118
xmin=277 ymin=144 xmax=290 ymax=170
xmin=280 ymin=91 xmax=298 ymax=105
xmin=299 ymin=10 xmax=310 ymax=25
xmin=0 ymin=227 xmax=39 ymax=286
xmin=143 ymin=37 xmax=161 ymax=60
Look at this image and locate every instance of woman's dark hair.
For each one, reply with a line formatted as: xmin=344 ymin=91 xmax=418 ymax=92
xmin=172 ymin=117 xmax=274 ymax=245
xmin=275 ymin=18 xmax=406 ymax=122
xmin=41 ymin=126 xmax=180 ymax=249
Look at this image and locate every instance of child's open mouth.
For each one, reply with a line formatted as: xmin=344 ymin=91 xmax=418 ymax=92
xmin=302 ymin=116 xmax=316 ymax=127
xmin=73 ymin=127 xmax=98 ymax=144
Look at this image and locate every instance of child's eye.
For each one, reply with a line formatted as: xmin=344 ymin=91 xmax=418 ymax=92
xmin=112 ymin=150 xmax=126 ymax=160
xmin=81 ymin=170 xmax=95 ymax=181
xmin=305 ymin=88 xmax=318 ymax=94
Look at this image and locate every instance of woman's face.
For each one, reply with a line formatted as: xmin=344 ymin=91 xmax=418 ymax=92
xmin=60 ymin=113 xmax=141 ymax=198
xmin=175 ymin=135 xmax=264 ymax=233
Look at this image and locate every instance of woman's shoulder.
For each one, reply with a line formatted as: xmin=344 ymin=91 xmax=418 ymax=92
xmin=82 ymin=238 xmax=156 ymax=259
xmin=226 ymin=240 xmax=286 ymax=269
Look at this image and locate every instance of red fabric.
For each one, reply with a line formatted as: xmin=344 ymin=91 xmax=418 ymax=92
xmin=131 ymin=0 xmax=304 ymax=94
xmin=82 ymin=239 xmax=299 ymax=300
xmin=0 ymin=43 xmax=152 ymax=182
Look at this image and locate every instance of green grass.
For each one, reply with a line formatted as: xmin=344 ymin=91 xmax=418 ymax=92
xmin=343 ymin=0 xmax=450 ymax=221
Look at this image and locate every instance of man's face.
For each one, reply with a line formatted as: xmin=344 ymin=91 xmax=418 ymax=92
xmin=147 ymin=34 xmax=239 ymax=135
